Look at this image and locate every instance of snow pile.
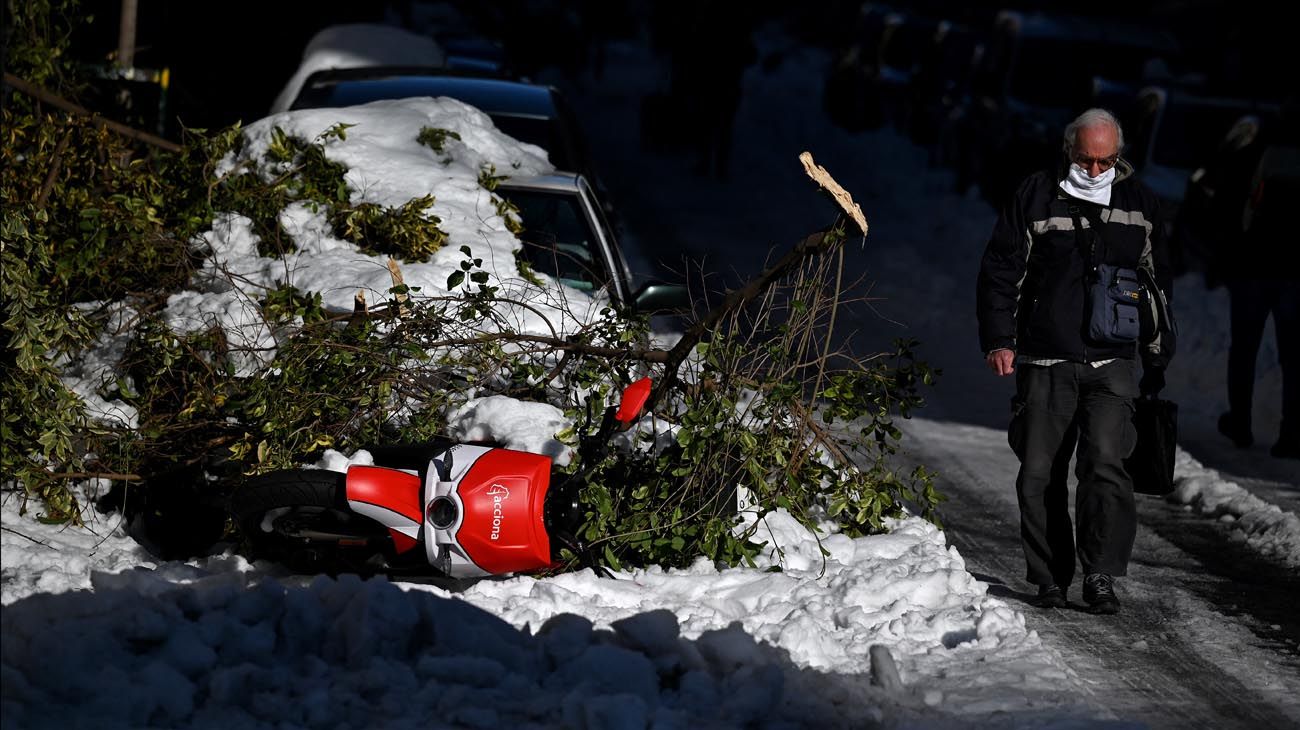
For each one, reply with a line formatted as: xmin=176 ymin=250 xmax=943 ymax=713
xmin=1169 ymin=448 xmax=1300 ymax=567
xmin=55 ymin=301 xmax=140 ymax=429
xmin=1 ymin=571 xmax=867 ymax=729
xmin=0 ymin=484 xmax=156 ymax=605
xmin=2 ymin=480 xmax=1101 ymax=727
xmin=161 ymin=96 xmax=602 ymax=381
xmin=446 ymin=396 xmax=575 ymax=466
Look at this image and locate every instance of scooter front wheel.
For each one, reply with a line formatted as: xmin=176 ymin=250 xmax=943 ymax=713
xmin=231 ymin=469 xmax=390 ymax=573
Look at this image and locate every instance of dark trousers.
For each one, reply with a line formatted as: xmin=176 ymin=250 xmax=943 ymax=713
xmin=1009 ymin=360 xmax=1138 ymax=587
xmin=1227 ymin=279 xmax=1300 ymax=436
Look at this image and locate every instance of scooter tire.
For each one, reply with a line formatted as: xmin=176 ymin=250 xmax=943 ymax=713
xmin=231 ymin=469 xmax=386 ymax=570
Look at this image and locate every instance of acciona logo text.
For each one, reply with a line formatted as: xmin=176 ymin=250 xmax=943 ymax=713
xmin=487 ymin=484 xmax=509 ymax=540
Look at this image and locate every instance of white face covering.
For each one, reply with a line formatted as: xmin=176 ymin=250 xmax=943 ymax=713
xmin=1059 ymin=163 xmax=1116 ymax=206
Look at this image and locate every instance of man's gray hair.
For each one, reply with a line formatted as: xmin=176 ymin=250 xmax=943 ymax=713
xmin=1063 ymin=108 xmax=1125 ymax=155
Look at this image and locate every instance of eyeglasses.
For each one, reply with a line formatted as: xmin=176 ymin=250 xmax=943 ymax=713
xmin=1072 ymin=153 xmax=1119 ymax=171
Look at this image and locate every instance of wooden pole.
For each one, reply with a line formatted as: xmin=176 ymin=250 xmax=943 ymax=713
xmin=118 ymin=0 xmax=138 ymax=68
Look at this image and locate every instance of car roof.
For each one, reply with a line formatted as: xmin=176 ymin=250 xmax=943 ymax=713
xmin=295 ymin=67 xmax=558 ymax=117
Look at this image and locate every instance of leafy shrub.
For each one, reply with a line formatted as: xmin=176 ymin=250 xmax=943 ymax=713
xmin=2 ymin=2 xmax=943 ymax=569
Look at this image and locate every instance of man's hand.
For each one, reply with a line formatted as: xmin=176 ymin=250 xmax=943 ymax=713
xmin=986 ymin=348 xmax=1015 ymax=376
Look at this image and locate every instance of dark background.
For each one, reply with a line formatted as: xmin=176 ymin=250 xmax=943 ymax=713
xmin=10 ymin=0 xmax=1295 ymax=486
xmin=55 ymin=0 xmax=1292 ymax=138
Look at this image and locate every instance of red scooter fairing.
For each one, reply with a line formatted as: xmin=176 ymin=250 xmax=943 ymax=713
xmin=344 ymin=466 xmax=423 ymax=554
xmin=343 ymin=445 xmax=553 ymax=578
xmin=427 ymin=445 xmax=553 ymax=577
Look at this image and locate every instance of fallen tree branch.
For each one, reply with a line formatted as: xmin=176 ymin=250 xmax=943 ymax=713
xmin=45 ymin=471 xmax=142 ymax=482
xmin=648 ymin=152 xmax=867 ymax=410
xmin=420 ymin=332 xmax=672 ymax=364
xmin=35 ymin=128 xmax=73 ymax=209
xmin=3 ymin=72 xmax=182 ymax=153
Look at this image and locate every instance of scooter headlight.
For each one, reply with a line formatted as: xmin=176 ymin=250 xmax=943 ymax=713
xmin=427 ymin=496 xmax=458 ymax=530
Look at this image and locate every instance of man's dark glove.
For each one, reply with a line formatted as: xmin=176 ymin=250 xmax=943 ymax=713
xmin=1139 ymin=366 xmax=1166 ymax=398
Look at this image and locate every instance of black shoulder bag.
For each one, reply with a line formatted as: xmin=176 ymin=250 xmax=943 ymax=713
xmin=1068 ymin=205 xmax=1141 ymax=344
xmin=1069 ymin=205 xmax=1177 ymax=494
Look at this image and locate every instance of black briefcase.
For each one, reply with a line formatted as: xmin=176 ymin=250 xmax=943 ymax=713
xmin=1126 ymin=396 xmax=1179 ymax=495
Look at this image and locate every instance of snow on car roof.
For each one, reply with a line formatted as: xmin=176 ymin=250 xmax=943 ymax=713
xmin=270 ymin=23 xmax=447 ymax=115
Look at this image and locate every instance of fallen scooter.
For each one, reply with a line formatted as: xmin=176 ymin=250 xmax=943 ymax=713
xmin=229 ymin=378 xmax=653 ymax=578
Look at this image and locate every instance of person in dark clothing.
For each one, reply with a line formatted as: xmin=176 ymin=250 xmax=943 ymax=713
xmin=680 ymin=0 xmax=756 ymax=180
xmin=977 ymin=108 xmax=1176 ymax=615
xmin=1213 ymin=102 xmax=1300 ymax=459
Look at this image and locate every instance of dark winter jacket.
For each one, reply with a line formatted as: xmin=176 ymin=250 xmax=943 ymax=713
xmin=976 ymin=159 xmax=1176 ymax=367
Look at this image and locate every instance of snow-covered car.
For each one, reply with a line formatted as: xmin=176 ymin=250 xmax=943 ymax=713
xmin=270 ymin=24 xmax=448 ymax=116
xmin=496 ymin=173 xmax=686 ymax=314
xmin=287 ymin=67 xmax=597 ymax=185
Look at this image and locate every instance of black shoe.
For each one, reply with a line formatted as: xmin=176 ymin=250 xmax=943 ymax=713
xmin=1218 ymin=412 xmax=1254 ymax=449
xmin=1082 ymin=573 xmax=1120 ymax=615
xmin=1032 ymin=584 xmax=1067 ymax=608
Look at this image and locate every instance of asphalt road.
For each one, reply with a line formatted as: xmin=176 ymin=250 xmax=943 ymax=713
xmin=899 ymin=418 xmax=1300 ymax=729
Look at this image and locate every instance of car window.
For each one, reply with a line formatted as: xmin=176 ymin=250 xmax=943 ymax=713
xmin=495 ymin=188 xmax=608 ymax=292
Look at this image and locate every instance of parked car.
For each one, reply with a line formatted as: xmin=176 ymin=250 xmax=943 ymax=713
xmin=955 ymin=9 xmax=1183 ymax=205
xmin=496 ymin=173 xmax=687 ymax=314
xmin=270 ymin=24 xmax=447 ymax=116
xmin=288 ymin=68 xmax=594 ymax=177
xmin=287 ymin=66 xmax=624 ymax=228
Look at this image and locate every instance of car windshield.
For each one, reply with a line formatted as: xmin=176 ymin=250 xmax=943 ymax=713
xmin=494 ymin=187 xmax=607 ymax=292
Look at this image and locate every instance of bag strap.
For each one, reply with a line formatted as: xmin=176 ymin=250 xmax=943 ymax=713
xmin=1068 ymin=204 xmax=1097 ymax=278
xmin=1137 ymin=266 xmax=1176 ymax=335
xmin=1068 ymin=203 xmax=1111 ymax=277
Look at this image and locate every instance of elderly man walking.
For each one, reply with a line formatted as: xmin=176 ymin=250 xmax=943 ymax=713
xmin=976 ymin=109 xmax=1176 ymax=615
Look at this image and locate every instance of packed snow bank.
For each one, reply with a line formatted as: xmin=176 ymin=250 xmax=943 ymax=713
xmin=1 ymin=483 xmax=1105 ymax=727
xmin=1169 ymin=449 xmax=1300 ymax=567
xmin=1 ymin=571 xmax=883 ymax=729
xmin=0 ymin=485 xmax=155 ymax=605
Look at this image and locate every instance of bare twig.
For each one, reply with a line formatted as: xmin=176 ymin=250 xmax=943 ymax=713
xmin=35 ymin=128 xmax=73 ymax=209
xmin=1 ymin=525 xmax=54 ymax=548
xmin=46 ymin=471 xmax=142 ymax=481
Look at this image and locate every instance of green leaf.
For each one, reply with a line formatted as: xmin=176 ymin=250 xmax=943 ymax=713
xmin=603 ymin=545 xmax=622 ymax=571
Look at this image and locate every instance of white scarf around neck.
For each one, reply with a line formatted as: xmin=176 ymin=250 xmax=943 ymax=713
xmin=1059 ymin=163 xmax=1116 ymax=206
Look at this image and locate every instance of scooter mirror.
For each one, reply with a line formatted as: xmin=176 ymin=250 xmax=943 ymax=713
xmin=614 ymin=377 xmax=653 ymax=425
